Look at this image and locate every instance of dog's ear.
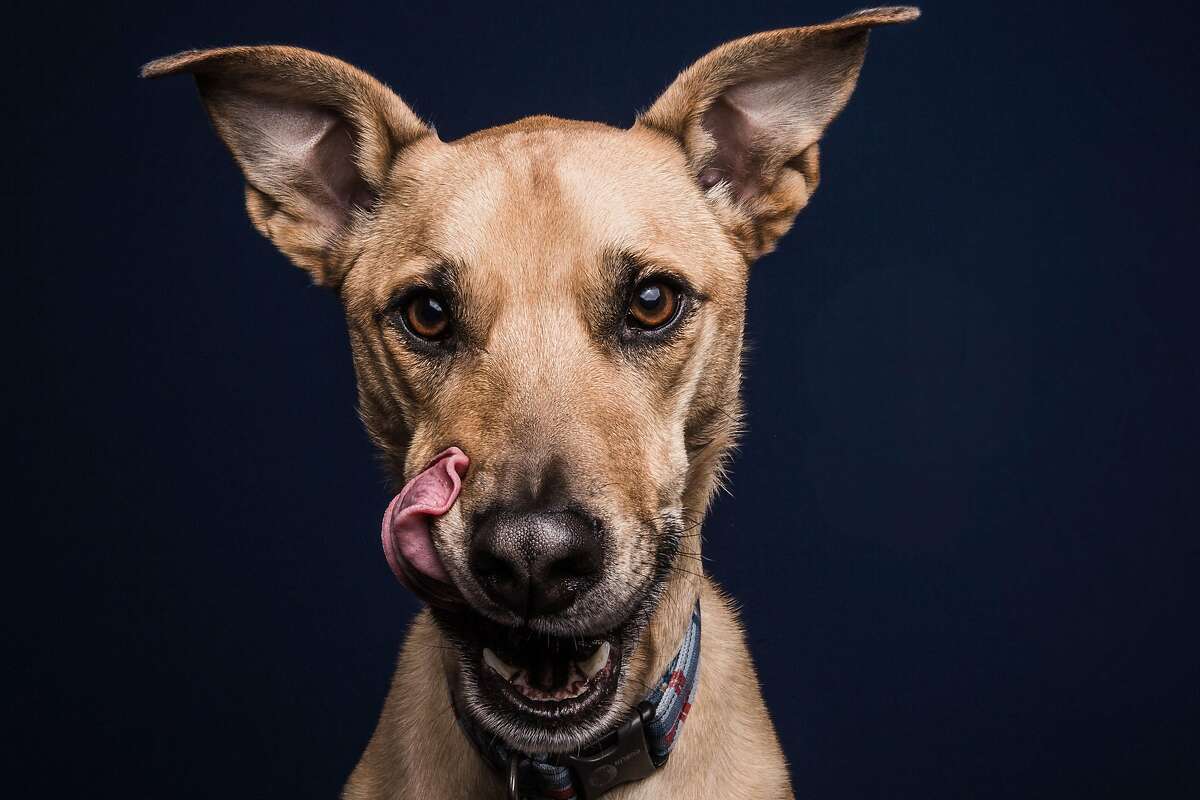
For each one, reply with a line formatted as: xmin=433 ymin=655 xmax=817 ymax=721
xmin=639 ymin=7 xmax=918 ymax=259
xmin=142 ymin=46 xmax=431 ymax=286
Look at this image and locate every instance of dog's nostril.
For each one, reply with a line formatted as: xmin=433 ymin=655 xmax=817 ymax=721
xmin=469 ymin=510 xmax=601 ymax=618
xmin=471 ymin=549 xmax=517 ymax=584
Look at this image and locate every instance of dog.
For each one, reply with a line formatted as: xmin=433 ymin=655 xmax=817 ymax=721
xmin=145 ymin=6 xmax=917 ymax=797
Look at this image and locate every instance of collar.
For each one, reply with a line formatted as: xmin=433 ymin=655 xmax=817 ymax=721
xmin=455 ymin=600 xmax=702 ymax=800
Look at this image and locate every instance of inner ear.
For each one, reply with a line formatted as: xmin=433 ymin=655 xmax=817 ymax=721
xmin=199 ymin=81 xmax=375 ymax=229
xmin=143 ymin=45 xmax=433 ymax=286
xmin=693 ymin=47 xmax=864 ymax=204
xmin=312 ymin=119 xmax=378 ymax=215
xmin=638 ymin=7 xmax=919 ymax=258
xmin=698 ymin=96 xmax=757 ymax=197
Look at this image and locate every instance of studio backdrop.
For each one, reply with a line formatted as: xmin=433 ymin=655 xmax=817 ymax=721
xmin=10 ymin=0 xmax=1198 ymax=797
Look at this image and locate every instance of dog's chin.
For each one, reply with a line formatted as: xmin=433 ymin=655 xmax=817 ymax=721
xmin=433 ymin=603 xmax=650 ymax=754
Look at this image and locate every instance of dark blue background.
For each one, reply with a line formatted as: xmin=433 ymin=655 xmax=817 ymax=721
xmin=10 ymin=1 xmax=1199 ymax=796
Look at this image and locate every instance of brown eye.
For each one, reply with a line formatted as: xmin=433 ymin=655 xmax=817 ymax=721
xmin=403 ymin=291 xmax=451 ymax=340
xmin=627 ymin=280 xmax=678 ymax=330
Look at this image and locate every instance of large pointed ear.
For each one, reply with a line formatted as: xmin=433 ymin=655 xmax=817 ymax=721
xmin=639 ymin=7 xmax=919 ymax=259
xmin=142 ymin=46 xmax=432 ymax=287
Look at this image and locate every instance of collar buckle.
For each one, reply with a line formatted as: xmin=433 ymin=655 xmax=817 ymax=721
xmin=553 ymin=701 xmax=659 ymax=800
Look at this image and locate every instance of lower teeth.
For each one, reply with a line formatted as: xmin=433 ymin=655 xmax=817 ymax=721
xmin=482 ymin=641 xmax=612 ymax=701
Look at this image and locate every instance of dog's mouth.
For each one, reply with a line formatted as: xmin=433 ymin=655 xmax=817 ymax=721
xmin=435 ymin=606 xmax=631 ymax=732
xmin=481 ymin=629 xmax=618 ymax=706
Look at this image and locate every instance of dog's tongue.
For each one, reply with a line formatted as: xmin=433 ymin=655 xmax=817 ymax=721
xmin=382 ymin=447 xmax=468 ymax=604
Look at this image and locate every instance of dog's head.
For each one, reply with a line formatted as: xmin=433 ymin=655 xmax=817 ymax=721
xmin=146 ymin=6 xmax=916 ymax=753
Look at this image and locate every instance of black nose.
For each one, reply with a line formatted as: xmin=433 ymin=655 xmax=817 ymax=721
xmin=470 ymin=510 xmax=602 ymax=617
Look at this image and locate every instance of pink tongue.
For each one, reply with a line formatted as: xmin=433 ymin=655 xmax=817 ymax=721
xmin=381 ymin=447 xmax=469 ymax=595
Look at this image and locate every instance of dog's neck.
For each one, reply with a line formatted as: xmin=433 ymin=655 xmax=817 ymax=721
xmin=455 ymin=600 xmax=702 ymax=799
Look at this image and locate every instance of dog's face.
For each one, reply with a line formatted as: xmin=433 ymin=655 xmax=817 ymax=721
xmin=146 ymin=6 xmax=916 ymax=753
xmin=346 ymin=121 xmax=745 ymax=620
xmin=346 ymin=124 xmax=746 ymax=747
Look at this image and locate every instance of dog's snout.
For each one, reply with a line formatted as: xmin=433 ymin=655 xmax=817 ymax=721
xmin=470 ymin=510 xmax=601 ymax=618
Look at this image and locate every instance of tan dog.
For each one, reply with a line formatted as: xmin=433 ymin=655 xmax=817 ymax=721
xmin=145 ymin=7 xmax=917 ymax=797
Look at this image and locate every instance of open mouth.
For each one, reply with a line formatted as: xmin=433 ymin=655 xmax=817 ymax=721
xmin=438 ymin=608 xmax=627 ymax=728
xmin=482 ymin=634 xmax=617 ymax=705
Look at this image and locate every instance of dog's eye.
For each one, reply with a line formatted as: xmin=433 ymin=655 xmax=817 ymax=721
xmin=401 ymin=291 xmax=451 ymax=340
xmin=627 ymin=280 xmax=679 ymax=330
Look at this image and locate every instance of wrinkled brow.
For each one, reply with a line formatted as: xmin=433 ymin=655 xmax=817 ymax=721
xmin=605 ymin=248 xmax=706 ymax=301
xmin=381 ymin=258 xmax=465 ymax=310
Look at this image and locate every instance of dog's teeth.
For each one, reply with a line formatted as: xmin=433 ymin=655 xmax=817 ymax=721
xmin=579 ymin=642 xmax=611 ymax=680
xmin=482 ymin=648 xmax=520 ymax=682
